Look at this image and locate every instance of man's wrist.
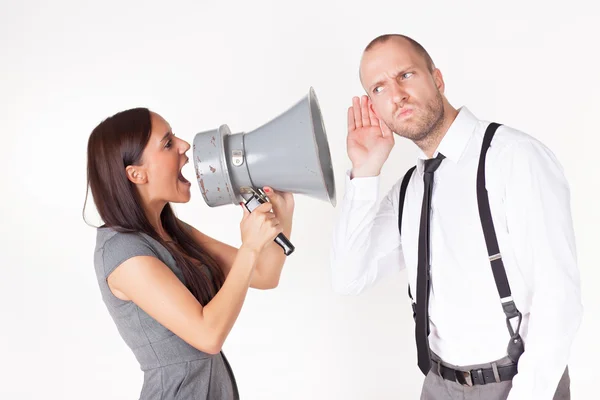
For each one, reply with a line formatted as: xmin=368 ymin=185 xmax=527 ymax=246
xmin=351 ymin=167 xmax=381 ymax=179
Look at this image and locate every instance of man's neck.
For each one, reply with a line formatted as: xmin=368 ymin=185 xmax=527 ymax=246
xmin=416 ymin=105 xmax=459 ymax=158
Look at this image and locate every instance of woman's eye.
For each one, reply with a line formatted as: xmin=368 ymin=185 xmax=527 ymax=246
xmin=165 ymin=140 xmax=172 ymax=149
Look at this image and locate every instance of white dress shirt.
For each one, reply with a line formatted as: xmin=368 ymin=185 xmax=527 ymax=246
xmin=330 ymin=107 xmax=582 ymax=399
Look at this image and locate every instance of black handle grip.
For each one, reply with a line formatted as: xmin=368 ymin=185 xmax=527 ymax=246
xmin=275 ymin=232 xmax=295 ymax=256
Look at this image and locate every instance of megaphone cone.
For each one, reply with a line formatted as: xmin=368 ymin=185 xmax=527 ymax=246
xmin=192 ymin=87 xmax=336 ymax=208
xmin=191 ymin=87 xmax=336 ymax=256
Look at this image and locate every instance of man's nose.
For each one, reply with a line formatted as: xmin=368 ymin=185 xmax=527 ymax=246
xmin=390 ymin=82 xmax=408 ymax=105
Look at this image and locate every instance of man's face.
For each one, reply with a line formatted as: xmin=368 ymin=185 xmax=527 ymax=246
xmin=360 ymin=39 xmax=445 ymax=142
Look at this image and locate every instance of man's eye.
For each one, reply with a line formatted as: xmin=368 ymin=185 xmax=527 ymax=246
xmin=402 ymin=72 xmax=414 ymax=79
xmin=373 ymin=86 xmax=383 ymax=94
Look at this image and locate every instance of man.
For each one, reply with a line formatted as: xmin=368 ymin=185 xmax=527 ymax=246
xmin=330 ymin=34 xmax=582 ymax=399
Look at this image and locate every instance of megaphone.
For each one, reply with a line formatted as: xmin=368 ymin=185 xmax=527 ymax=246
xmin=192 ymin=87 xmax=336 ymax=256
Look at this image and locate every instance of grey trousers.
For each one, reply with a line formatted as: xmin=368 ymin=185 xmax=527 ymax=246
xmin=420 ymin=352 xmax=570 ymax=400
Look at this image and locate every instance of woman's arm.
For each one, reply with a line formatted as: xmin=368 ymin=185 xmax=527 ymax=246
xmin=107 ymin=202 xmax=281 ymax=355
xmin=108 ymin=248 xmax=257 ymax=354
xmin=185 ymin=187 xmax=294 ymax=290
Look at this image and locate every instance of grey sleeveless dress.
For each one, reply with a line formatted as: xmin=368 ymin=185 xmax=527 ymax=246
xmin=93 ymin=227 xmax=239 ymax=400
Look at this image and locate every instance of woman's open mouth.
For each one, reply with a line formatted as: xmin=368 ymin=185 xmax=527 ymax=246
xmin=178 ymin=157 xmax=191 ymax=186
xmin=178 ymin=170 xmax=191 ymax=185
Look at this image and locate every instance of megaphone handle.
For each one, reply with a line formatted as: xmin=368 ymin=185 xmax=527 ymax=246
xmin=275 ymin=233 xmax=295 ymax=256
xmin=243 ymin=192 xmax=295 ymax=256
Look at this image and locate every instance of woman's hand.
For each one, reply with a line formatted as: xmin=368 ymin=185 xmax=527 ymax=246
xmin=239 ymin=202 xmax=283 ymax=254
xmin=262 ymin=186 xmax=294 ymax=228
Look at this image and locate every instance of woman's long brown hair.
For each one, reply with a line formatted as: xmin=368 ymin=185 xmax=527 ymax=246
xmin=85 ymin=107 xmax=224 ymax=305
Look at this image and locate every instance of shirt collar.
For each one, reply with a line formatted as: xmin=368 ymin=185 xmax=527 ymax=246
xmin=416 ymin=106 xmax=479 ymax=174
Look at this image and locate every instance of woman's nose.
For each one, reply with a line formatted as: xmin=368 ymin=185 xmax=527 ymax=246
xmin=180 ymin=139 xmax=191 ymax=153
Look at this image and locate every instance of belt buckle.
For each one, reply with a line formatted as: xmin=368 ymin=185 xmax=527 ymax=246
xmin=455 ymin=370 xmax=473 ymax=387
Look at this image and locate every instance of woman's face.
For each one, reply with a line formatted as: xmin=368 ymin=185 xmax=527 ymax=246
xmin=131 ymin=112 xmax=192 ymax=205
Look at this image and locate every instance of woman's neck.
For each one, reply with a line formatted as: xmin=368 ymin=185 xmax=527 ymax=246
xmin=143 ymin=200 xmax=171 ymax=241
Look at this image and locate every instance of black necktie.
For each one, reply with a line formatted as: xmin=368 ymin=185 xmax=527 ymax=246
xmin=416 ymin=153 xmax=445 ymax=375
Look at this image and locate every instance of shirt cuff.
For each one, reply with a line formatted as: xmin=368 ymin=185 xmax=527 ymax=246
xmin=345 ymin=169 xmax=380 ymax=201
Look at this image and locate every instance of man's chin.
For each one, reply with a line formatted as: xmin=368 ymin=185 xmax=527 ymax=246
xmin=392 ymin=127 xmax=428 ymax=142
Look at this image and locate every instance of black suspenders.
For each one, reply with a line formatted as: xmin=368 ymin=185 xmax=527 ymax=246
xmin=398 ymin=165 xmax=418 ymax=322
xmin=397 ymin=122 xmax=525 ymax=364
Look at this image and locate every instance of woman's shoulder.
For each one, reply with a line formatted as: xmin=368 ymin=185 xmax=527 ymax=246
xmin=94 ymin=227 xmax=162 ymax=278
xmin=95 ymin=226 xmax=153 ymax=250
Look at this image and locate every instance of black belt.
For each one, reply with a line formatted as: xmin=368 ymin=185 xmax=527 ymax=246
xmin=431 ymin=359 xmax=518 ymax=387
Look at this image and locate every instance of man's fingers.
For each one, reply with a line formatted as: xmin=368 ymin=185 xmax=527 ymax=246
xmin=352 ymin=96 xmax=362 ymax=128
xmin=360 ymin=95 xmax=370 ymax=127
xmin=367 ymin=98 xmax=379 ymax=127
xmin=348 ymin=106 xmax=356 ymax=132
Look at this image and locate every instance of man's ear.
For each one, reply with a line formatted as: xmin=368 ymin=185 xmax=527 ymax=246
xmin=125 ymin=165 xmax=147 ymax=184
xmin=433 ymin=68 xmax=445 ymax=94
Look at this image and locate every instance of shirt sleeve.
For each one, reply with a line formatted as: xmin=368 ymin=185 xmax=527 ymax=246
xmin=329 ymin=170 xmax=406 ymax=295
xmin=101 ymin=232 xmax=160 ymax=279
xmin=504 ymin=140 xmax=583 ymax=400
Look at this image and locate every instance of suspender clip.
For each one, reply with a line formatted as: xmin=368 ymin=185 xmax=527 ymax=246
xmin=501 ymin=299 xmax=522 ymax=336
xmin=502 ymin=298 xmax=525 ymax=363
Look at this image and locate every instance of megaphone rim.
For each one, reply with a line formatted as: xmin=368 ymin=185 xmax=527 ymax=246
xmin=216 ymin=124 xmax=237 ymax=204
xmin=307 ymin=87 xmax=337 ymax=207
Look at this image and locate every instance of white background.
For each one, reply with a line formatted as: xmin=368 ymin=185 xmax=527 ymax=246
xmin=1 ymin=0 xmax=598 ymax=398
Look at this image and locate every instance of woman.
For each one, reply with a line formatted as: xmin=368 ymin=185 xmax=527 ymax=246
xmin=86 ymin=107 xmax=294 ymax=399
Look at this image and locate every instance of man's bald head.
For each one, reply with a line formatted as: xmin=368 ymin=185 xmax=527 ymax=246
xmin=361 ymin=34 xmax=435 ymax=79
xmin=357 ymin=33 xmax=447 ymax=145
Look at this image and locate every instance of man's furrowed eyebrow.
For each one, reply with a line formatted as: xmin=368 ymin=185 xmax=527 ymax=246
xmin=369 ymin=65 xmax=416 ymax=90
